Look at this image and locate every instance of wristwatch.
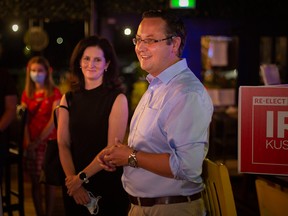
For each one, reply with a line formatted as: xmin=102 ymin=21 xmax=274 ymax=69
xmin=78 ymin=171 xmax=89 ymax=184
xmin=128 ymin=149 xmax=138 ymax=168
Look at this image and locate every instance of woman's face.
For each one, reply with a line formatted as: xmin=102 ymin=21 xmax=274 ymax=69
xmin=80 ymin=46 xmax=109 ymax=83
xmin=29 ymin=63 xmax=47 ymax=84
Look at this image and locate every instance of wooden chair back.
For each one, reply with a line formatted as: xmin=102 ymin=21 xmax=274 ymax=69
xmin=202 ymin=158 xmax=237 ymax=216
xmin=255 ymin=178 xmax=288 ymax=216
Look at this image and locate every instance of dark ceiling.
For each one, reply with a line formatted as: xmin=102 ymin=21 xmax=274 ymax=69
xmin=0 ymin=0 xmax=285 ymax=22
xmin=0 ymin=0 xmax=91 ymax=21
xmin=0 ymin=0 xmax=286 ymax=84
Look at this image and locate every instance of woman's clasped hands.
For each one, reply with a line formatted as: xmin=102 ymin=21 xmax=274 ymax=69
xmin=65 ymin=174 xmax=83 ymax=196
xmin=65 ymin=175 xmax=91 ymax=205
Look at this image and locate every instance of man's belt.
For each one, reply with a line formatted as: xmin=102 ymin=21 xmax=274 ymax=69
xmin=128 ymin=192 xmax=202 ymax=207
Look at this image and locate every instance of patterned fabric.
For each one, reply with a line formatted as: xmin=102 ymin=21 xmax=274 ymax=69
xmin=24 ymin=140 xmax=46 ymax=176
xmin=21 ymin=87 xmax=62 ymax=176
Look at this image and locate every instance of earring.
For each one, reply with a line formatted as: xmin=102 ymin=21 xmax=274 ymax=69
xmin=80 ymin=66 xmax=82 ymax=69
xmin=104 ymin=69 xmax=107 ymax=72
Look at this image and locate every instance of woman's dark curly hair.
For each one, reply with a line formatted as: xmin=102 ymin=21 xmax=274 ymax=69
xmin=69 ymin=35 xmax=124 ymax=92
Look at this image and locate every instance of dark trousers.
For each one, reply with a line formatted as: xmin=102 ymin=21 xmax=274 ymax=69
xmin=0 ymin=131 xmax=8 ymax=185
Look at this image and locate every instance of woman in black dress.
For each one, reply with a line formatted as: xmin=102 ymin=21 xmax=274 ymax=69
xmin=57 ymin=35 xmax=129 ymax=215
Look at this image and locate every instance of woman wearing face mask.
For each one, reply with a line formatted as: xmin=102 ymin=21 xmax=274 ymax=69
xmin=21 ymin=56 xmax=62 ymax=216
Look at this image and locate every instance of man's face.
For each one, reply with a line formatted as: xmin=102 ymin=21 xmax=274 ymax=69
xmin=134 ymin=17 xmax=179 ymax=77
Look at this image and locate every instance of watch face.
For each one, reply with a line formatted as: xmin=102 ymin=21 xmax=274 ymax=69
xmin=128 ymin=156 xmax=137 ymax=167
xmin=79 ymin=172 xmax=86 ymax=180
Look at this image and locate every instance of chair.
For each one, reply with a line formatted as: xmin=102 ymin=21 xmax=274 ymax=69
xmin=255 ymin=178 xmax=288 ymax=216
xmin=2 ymin=104 xmax=26 ymax=216
xmin=202 ymin=158 xmax=237 ymax=216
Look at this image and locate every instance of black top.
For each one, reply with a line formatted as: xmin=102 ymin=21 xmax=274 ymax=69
xmin=0 ymin=70 xmax=18 ymax=171
xmin=0 ymin=70 xmax=18 ymax=118
xmin=63 ymin=85 xmax=129 ymax=216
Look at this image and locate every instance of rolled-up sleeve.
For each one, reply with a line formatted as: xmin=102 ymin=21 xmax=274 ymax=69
xmin=164 ymin=91 xmax=213 ymax=181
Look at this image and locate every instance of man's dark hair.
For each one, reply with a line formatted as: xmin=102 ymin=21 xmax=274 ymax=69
xmin=142 ymin=10 xmax=186 ymax=57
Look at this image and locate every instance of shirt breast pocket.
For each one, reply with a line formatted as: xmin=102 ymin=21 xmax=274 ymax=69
xmin=137 ymin=107 xmax=158 ymax=139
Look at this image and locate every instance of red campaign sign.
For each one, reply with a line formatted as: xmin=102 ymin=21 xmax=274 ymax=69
xmin=238 ymin=85 xmax=288 ymax=176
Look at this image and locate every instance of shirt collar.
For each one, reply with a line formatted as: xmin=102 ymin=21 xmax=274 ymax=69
xmin=146 ymin=58 xmax=188 ymax=85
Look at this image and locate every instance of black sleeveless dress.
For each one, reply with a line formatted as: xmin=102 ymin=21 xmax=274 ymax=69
xmin=62 ymin=85 xmax=129 ymax=216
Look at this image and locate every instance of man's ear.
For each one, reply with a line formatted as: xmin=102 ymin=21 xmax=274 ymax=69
xmin=172 ymin=36 xmax=181 ymax=55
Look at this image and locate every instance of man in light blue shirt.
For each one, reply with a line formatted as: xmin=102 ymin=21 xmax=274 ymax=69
xmin=98 ymin=10 xmax=213 ymax=216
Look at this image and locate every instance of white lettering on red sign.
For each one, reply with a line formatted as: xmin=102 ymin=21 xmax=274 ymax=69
xmin=253 ymin=97 xmax=288 ymax=105
xmin=266 ymin=111 xmax=288 ymax=138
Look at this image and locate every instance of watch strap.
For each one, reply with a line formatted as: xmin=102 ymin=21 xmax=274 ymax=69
xmin=128 ymin=149 xmax=138 ymax=168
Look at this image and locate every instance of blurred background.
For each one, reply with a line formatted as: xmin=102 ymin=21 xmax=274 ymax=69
xmin=0 ymin=0 xmax=287 ymax=100
xmin=1 ymin=1 xmax=288 ymax=215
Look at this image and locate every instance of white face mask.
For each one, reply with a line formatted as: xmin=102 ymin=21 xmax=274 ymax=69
xmin=30 ymin=71 xmax=46 ymax=84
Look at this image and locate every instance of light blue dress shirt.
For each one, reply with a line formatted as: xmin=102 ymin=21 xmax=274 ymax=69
xmin=122 ymin=59 xmax=213 ymax=197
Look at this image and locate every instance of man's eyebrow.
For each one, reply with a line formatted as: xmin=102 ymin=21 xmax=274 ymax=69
xmin=136 ymin=34 xmax=155 ymax=38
